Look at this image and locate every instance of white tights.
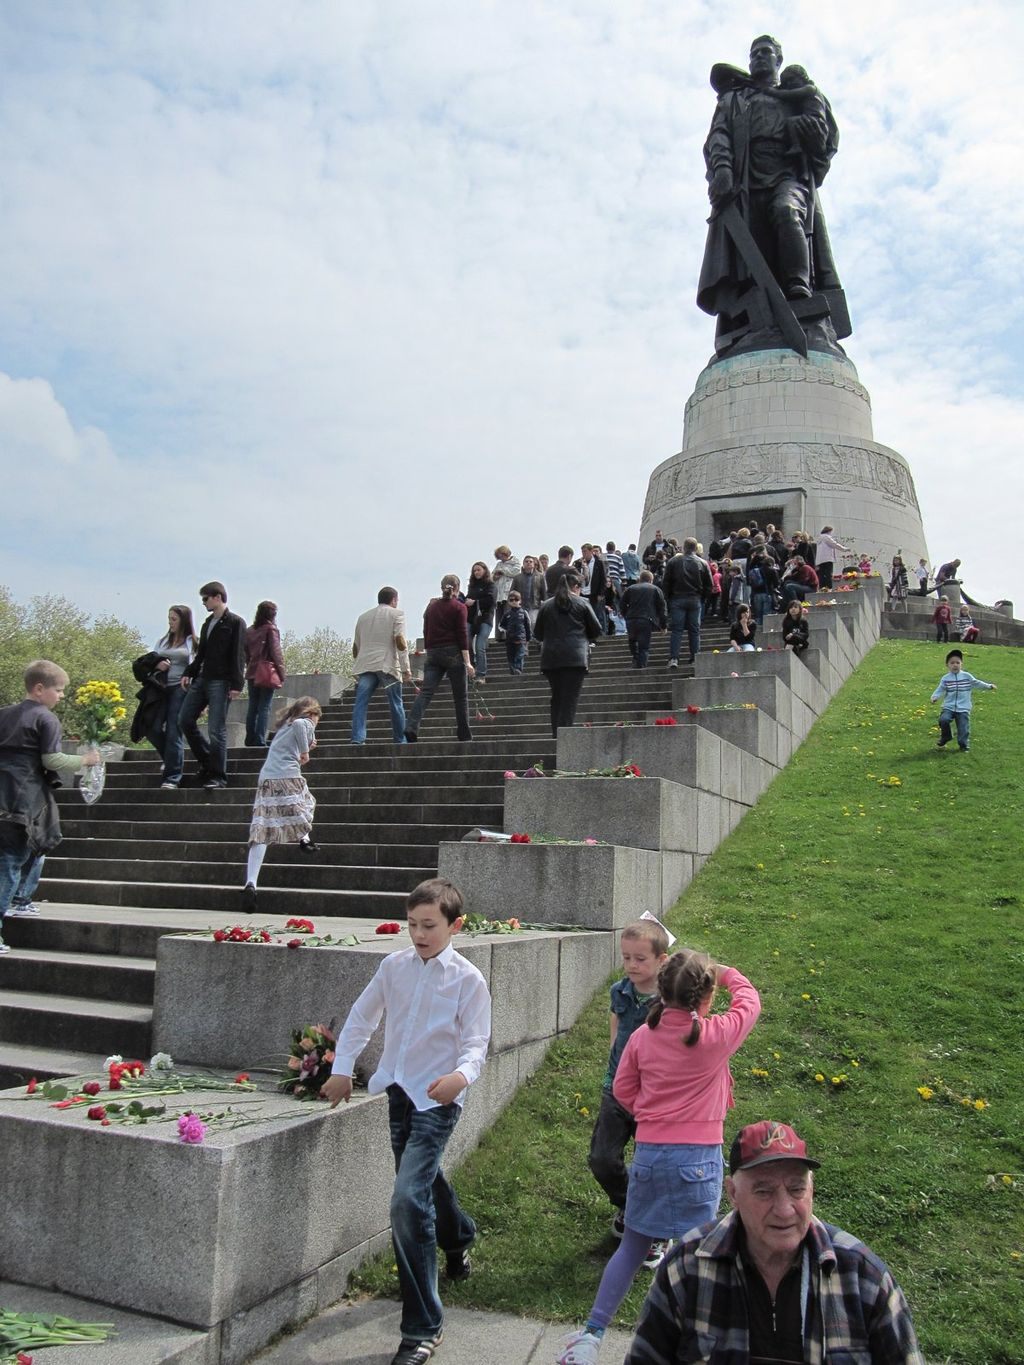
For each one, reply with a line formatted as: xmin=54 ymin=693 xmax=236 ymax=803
xmin=246 ymin=844 xmax=268 ymax=887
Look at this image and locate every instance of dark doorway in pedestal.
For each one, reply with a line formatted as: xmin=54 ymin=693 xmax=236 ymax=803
xmin=712 ymin=506 xmax=785 ymax=540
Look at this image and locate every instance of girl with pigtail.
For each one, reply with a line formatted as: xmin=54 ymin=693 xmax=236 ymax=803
xmin=557 ymin=951 xmax=761 ymax=1365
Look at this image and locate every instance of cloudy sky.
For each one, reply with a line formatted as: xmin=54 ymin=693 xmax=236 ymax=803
xmin=1 ymin=0 xmax=1020 ymax=641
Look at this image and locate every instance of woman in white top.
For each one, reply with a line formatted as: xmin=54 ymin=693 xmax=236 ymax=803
xmin=150 ymin=605 xmax=198 ymax=789
xmin=242 ymin=696 xmax=322 ymax=906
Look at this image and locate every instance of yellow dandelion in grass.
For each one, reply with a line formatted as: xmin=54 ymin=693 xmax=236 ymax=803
xmin=814 ymin=1073 xmax=825 ymax=1084
xmin=750 ymin=1068 xmax=770 ymax=1079
xmin=756 ymin=862 xmax=765 ymax=870
xmin=974 ymin=1098 xmax=989 ymax=1111
xmin=772 ymin=1051 xmax=781 ymax=1060
xmin=1002 ymin=1174 xmax=1014 ymax=1187
xmin=801 ymin=993 xmax=811 ymax=1001
xmin=917 ymin=1086 xmax=935 ymax=1101
xmin=831 ymin=1075 xmax=848 ymax=1088
xmin=579 ymin=1106 xmax=590 ymax=1118
xmin=1012 ymin=1252 xmax=1022 ymax=1261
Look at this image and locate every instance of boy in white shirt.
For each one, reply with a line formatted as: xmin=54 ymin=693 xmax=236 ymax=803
xmin=323 ymin=878 xmax=491 ymax=1365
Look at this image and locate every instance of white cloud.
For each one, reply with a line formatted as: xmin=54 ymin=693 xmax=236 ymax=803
xmin=0 ymin=0 xmax=1020 ymax=635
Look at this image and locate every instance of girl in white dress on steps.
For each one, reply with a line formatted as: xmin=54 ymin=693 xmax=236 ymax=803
xmin=242 ymin=697 xmax=321 ymax=907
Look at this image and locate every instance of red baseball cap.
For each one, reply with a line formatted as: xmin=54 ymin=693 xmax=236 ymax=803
xmin=729 ymin=1120 xmax=820 ymax=1174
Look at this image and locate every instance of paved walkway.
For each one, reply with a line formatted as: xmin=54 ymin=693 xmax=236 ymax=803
xmin=253 ymin=1298 xmax=635 ymax=1363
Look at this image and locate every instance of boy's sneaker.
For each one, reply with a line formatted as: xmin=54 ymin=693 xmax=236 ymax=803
xmin=643 ymin=1239 xmax=668 ymax=1270
xmin=611 ymin=1209 xmax=625 ymax=1240
xmin=556 ymin=1328 xmax=602 ymax=1364
xmin=389 ymin=1331 xmax=443 ymax=1365
xmin=7 ymin=902 xmax=41 ymax=916
xmin=445 ymin=1248 xmax=472 ymax=1280
xmin=0 ymin=941 xmax=10 ymax=954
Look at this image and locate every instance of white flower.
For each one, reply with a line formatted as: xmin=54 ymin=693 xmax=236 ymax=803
xmin=150 ymin=1052 xmax=174 ymax=1072
xmin=104 ymin=1054 xmax=123 ymax=1068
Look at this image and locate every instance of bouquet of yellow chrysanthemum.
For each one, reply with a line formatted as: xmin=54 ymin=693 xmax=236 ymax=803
xmin=73 ymin=680 xmax=128 ymax=745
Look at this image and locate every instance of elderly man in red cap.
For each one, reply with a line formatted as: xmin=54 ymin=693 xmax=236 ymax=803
xmin=625 ymin=1120 xmax=924 ymax=1364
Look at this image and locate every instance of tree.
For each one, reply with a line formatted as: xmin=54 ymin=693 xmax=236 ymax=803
xmin=281 ymin=626 xmax=355 ymax=680
xmin=0 ymin=585 xmax=146 ymax=743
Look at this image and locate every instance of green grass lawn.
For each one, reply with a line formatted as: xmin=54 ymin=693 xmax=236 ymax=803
xmin=352 ymin=639 xmax=1023 ymax=1364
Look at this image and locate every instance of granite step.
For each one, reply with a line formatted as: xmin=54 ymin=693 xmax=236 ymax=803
xmin=0 ymin=986 xmax=152 ymax=1055
xmin=0 ymin=946 xmax=155 ymax=1004
xmin=44 ymin=858 xmax=432 ymax=895
xmin=34 ymin=877 xmax=407 ymax=918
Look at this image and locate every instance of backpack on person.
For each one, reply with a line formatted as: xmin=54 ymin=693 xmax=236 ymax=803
xmin=747 ymin=565 xmax=764 ymax=590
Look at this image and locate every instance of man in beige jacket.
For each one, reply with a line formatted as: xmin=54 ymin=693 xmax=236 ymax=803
xmin=351 ymin=587 xmax=413 ymax=745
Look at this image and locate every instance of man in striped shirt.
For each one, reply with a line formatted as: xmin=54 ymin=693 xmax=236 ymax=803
xmin=931 ymin=648 xmax=996 ymax=752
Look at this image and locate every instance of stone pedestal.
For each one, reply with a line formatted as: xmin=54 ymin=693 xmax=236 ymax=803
xmin=640 ymin=349 xmax=928 ymax=572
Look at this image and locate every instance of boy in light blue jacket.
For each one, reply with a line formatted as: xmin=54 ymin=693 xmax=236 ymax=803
xmin=931 ymin=649 xmax=996 ymax=752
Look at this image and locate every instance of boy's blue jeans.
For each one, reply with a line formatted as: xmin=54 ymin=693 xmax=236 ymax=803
xmin=387 ymin=1084 xmax=475 ymax=1343
xmin=0 ymin=836 xmax=45 ymax=917
xmin=938 ymin=708 xmax=970 ymax=748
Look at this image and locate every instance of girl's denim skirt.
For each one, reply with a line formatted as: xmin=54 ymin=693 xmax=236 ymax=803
xmin=624 ymin=1141 xmax=723 ymax=1239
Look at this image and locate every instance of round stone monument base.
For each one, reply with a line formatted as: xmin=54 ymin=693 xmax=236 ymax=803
xmin=640 ymin=349 xmax=928 ymax=572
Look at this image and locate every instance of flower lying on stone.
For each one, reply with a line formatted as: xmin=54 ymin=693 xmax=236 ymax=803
xmin=504 ymin=769 xmax=517 ymax=778
xmin=375 ymin=921 xmax=402 ymax=934
xmin=87 ymin=1105 xmax=107 ymax=1121
xmin=150 ymin=1052 xmax=174 ymax=1071
xmin=82 ymin=1081 xmax=102 ymax=1097
xmin=509 ymin=832 xmax=532 ymax=843
xmin=25 ymin=1077 xmax=38 ymax=1094
xmin=654 ymin=716 xmax=678 ymax=726
xmin=177 ymin=1113 xmax=207 ymax=1144
xmin=285 ymin=918 xmax=316 ymax=934
xmin=287 ymin=937 xmax=304 ymax=949
xmin=686 ymin=704 xmax=701 ymax=715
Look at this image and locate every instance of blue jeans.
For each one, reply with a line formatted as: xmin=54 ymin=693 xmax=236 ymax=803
xmin=387 ymin=1085 xmax=475 ymax=1343
xmin=0 ymin=835 xmax=45 ymax=916
xmin=179 ymin=677 xmax=231 ymax=782
xmin=404 ymin=648 xmax=472 ymax=741
xmin=751 ymin=591 xmax=772 ymax=627
xmin=668 ymin=595 xmax=702 ymax=662
xmin=245 ymin=686 xmax=275 ymax=746
xmin=505 ymin=640 xmax=527 ymax=674
xmin=939 ymin=708 xmax=970 ymax=748
xmin=351 ymin=671 xmax=407 ymax=744
xmin=469 ymin=621 xmax=491 ymax=678
xmin=146 ymin=685 xmax=188 ymax=785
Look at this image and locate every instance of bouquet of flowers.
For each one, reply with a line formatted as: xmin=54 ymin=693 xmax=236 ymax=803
xmin=71 ymin=679 xmax=127 ymax=804
xmin=278 ymin=1021 xmax=338 ymax=1100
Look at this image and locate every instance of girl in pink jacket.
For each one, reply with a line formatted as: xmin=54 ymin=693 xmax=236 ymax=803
xmin=557 ymin=952 xmax=761 ymax=1365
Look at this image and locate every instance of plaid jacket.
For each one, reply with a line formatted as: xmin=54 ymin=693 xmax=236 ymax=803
xmin=625 ymin=1211 xmax=925 ymax=1365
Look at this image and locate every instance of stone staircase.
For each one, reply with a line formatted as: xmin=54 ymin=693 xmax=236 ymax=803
xmin=0 ymin=628 xmax=729 ymax=1085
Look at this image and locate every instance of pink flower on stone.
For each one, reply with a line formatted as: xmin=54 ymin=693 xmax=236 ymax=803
xmin=584 ymin=838 xmax=599 ymax=845
xmin=504 ymin=770 xmax=517 ymax=779
xmin=177 ymin=1114 xmax=207 ymax=1144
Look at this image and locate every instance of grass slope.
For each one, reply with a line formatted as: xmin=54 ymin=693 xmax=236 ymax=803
xmin=353 ymin=639 xmax=1023 ymax=1364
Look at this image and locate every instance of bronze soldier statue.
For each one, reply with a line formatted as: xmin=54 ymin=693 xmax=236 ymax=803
xmin=697 ymin=35 xmax=850 ymax=360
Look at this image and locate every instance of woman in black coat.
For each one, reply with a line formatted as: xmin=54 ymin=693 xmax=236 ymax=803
xmin=464 ymin=562 xmax=496 ymax=684
xmin=532 ymin=572 xmax=602 ymax=736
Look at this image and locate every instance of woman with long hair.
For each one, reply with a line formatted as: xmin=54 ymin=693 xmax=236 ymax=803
xmin=403 ymin=575 xmax=475 ymax=742
xmin=242 ymin=696 xmax=322 ymax=907
xmin=532 ymin=572 xmax=602 ymax=737
xmin=465 ymin=562 xmax=496 ymax=685
xmin=150 ymin=605 xmax=198 ymax=790
xmin=244 ymin=601 xmax=286 ymax=746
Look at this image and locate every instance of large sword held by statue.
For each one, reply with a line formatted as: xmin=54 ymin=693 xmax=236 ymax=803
xmin=716 ymin=198 xmax=808 ymax=359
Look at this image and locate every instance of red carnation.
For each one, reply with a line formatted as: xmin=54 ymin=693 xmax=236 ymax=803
xmin=213 ymin=929 xmax=228 ymax=942
xmin=87 ymin=1105 xmax=107 ymax=1121
xmin=375 ymin=921 xmax=402 ymax=934
xmin=287 ymin=937 xmax=304 ymax=949
xmin=234 ymin=1073 xmax=250 ymax=1084
xmin=686 ymin=704 xmax=701 ymax=715
xmin=654 ymin=716 xmax=678 ymax=726
xmin=26 ymin=1077 xmax=38 ymax=1094
xmin=82 ymin=1081 xmax=102 ymax=1096
xmin=627 ymin=764 xmax=643 ymax=776
xmin=259 ymin=930 xmax=272 ymax=943
xmin=510 ymin=833 xmax=532 ymax=844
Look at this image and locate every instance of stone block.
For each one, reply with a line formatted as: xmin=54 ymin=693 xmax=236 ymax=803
xmin=437 ymin=840 xmax=663 ymax=927
xmin=673 ymin=673 xmax=794 ymax=732
xmin=662 ymin=851 xmax=695 ymax=904
xmin=556 ymin=724 xmax=723 ymax=795
xmin=692 ymin=650 xmax=830 ymax=715
xmin=281 ymin=673 xmax=348 ymax=705
xmin=219 ymin=1273 xmax=319 ymax=1365
xmin=557 ymin=931 xmax=619 ymax=1031
xmin=504 ymin=775 xmax=697 ymax=853
xmin=489 ymin=936 xmax=558 ymax=1051
xmin=719 ymin=739 xmax=741 ymax=801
